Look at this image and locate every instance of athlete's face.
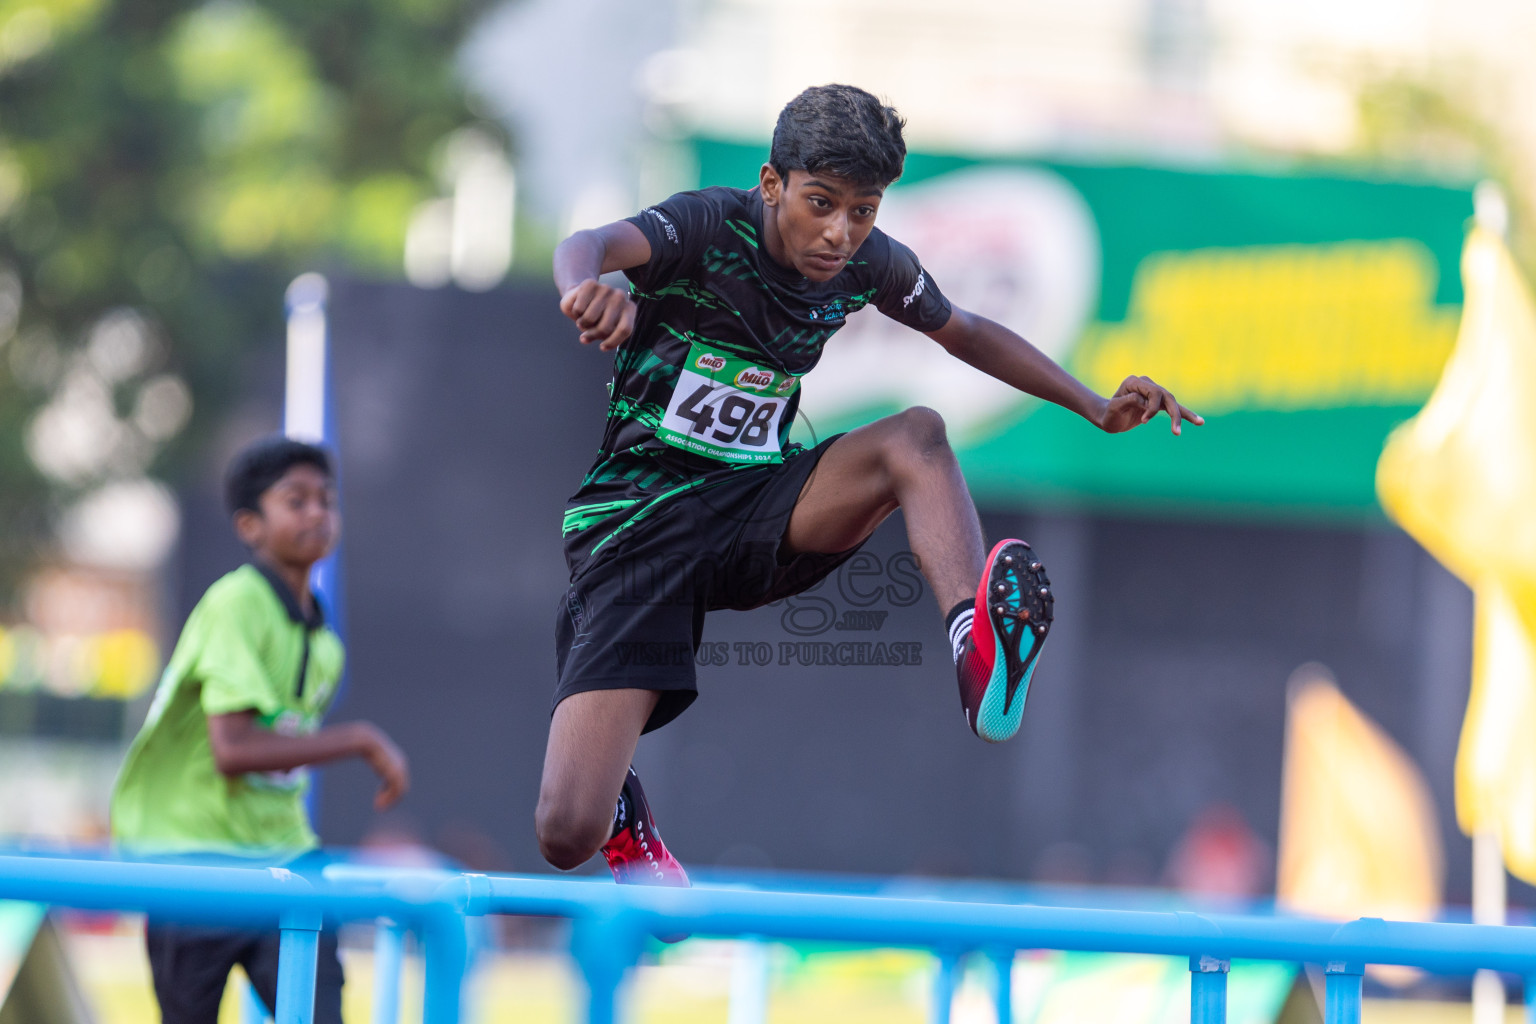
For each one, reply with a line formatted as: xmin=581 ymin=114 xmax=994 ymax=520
xmin=235 ymin=464 xmax=339 ymax=569
xmin=759 ymin=166 xmax=884 ymax=282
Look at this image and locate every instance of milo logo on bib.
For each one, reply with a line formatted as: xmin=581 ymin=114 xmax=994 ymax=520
xmin=659 ymin=342 xmax=801 ymax=464
xmin=734 ymin=367 xmax=775 ymax=391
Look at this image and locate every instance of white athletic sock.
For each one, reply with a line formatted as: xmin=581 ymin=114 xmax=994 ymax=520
xmin=948 ymin=607 xmax=974 ymax=664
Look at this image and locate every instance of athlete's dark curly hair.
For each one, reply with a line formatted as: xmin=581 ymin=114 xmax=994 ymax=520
xmin=225 ymin=435 xmax=333 ymax=516
xmin=769 ymin=84 xmax=907 ymax=189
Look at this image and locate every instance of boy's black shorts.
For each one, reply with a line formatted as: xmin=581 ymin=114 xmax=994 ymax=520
xmin=554 ymin=435 xmax=863 ymax=733
xmin=145 ymin=921 xmax=344 ymax=1024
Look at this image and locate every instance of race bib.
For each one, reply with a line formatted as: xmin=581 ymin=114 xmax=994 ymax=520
xmin=658 ymin=343 xmax=800 ymax=463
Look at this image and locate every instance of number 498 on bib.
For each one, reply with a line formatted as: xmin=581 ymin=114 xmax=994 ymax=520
xmin=657 ymin=344 xmax=799 ymax=464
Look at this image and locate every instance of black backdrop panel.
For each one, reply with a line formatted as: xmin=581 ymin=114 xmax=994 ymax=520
xmin=311 ymin=279 xmax=609 ymax=870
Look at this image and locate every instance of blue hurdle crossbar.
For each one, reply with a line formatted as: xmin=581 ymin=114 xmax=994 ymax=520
xmin=1 ymin=853 xmax=1534 ymax=1024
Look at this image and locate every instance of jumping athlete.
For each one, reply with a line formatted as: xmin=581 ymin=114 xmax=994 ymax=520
xmin=538 ymin=85 xmax=1201 ymax=885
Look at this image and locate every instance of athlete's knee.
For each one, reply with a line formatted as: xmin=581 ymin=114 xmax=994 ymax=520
xmin=535 ymin=796 xmax=610 ymax=871
xmin=881 ymin=406 xmax=955 ymax=478
xmin=893 ymin=405 xmax=949 ymax=450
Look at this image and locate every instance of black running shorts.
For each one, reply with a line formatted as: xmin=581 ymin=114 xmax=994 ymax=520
xmin=146 ymin=922 xmax=344 ymax=1024
xmin=554 ymin=435 xmax=862 ymax=733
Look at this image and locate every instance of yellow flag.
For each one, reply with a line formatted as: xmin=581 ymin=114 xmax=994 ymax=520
xmin=1457 ymin=583 xmax=1536 ymax=877
xmin=1377 ymin=226 xmax=1536 ymax=881
xmin=1377 ymin=226 xmax=1536 ymax=598
xmin=1277 ymin=668 xmax=1442 ymax=923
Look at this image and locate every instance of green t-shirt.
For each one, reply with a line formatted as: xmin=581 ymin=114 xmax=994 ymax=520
xmin=111 ymin=563 xmax=344 ymax=857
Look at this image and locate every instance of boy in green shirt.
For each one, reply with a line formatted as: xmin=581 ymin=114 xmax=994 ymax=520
xmin=112 ymin=436 xmax=409 ymax=1024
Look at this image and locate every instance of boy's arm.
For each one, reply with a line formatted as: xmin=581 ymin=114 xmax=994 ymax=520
xmin=553 ymin=221 xmax=652 ymax=352
xmin=926 ymin=307 xmax=1204 ymax=435
xmin=207 ymin=712 xmax=410 ymax=811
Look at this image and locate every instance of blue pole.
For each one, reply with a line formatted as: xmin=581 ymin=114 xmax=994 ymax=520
xmin=930 ymin=949 xmax=961 ymax=1024
xmin=281 ymin=272 xmax=342 ymax=625
xmin=1323 ymin=961 xmax=1363 ymax=1024
xmin=988 ymin=949 xmax=1014 ymax=1024
xmin=727 ymin=938 xmax=771 ymax=1024
xmin=28 ymin=853 xmax=1536 ymax=1023
xmin=467 ymin=875 xmax=1536 ymax=975
xmin=283 ymin=273 xmax=344 ymax=827
xmin=571 ymin=911 xmax=643 ymax=1024
xmin=421 ymin=907 xmax=469 ymax=1024
xmin=371 ymin=920 xmax=406 ymax=1024
xmin=275 ymin=907 xmax=322 ymax=1024
xmin=1189 ymin=955 xmax=1229 ymax=1024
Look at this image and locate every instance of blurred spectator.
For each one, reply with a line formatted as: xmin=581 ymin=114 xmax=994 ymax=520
xmin=435 ymin=819 xmax=515 ymax=874
xmin=1032 ymin=841 xmax=1093 ymax=885
xmin=356 ymin=814 xmax=447 ymax=871
xmin=1104 ymin=848 xmax=1157 ymax=888
xmin=110 ymin=437 xmax=410 ymax=1024
xmin=1165 ymin=803 xmax=1271 ymax=901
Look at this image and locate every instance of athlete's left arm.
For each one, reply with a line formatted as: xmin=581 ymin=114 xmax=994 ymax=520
xmin=925 ymin=307 xmax=1204 ymax=435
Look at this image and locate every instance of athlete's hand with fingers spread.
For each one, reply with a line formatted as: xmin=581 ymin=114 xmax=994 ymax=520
xmin=1096 ymin=375 xmax=1205 ymax=436
xmin=561 ymin=279 xmax=637 ymax=351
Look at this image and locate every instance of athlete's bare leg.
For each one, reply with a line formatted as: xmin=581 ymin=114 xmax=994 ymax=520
xmin=784 ymin=406 xmax=985 ymax=611
xmin=535 ymin=688 xmax=660 ymax=870
xmin=540 ymin=408 xmax=991 ymax=869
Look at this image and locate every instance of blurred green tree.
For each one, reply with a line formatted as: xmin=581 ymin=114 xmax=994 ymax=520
xmin=0 ymin=0 xmax=493 ymax=602
xmin=1351 ymin=71 xmax=1536 ymax=275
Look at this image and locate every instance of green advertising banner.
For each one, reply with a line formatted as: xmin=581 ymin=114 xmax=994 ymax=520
xmin=691 ymin=137 xmax=1473 ymax=520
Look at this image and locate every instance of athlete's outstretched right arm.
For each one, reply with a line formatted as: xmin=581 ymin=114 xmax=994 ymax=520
xmin=553 ymin=221 xmax=652 ymax=351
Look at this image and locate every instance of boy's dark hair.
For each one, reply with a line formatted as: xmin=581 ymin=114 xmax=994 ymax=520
xmin=224 ymin=436 xmax=333 ymax=516
xmin=769 ymin=84 xmax=907 ymax=188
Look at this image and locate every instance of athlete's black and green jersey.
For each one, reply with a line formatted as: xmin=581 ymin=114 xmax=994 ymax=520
xmin=563 ymin=185 xmax=952 ymax=573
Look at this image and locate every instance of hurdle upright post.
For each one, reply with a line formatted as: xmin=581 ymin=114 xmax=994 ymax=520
xmin=275 ymin=906 xmax=322 ymax=1024
xmin=987 ymin=949 xmax=1014 ymax=1024
xmin=1323 ymin=961 xmax=1363 ymax=1024
xmin=930 ymin=948 xmax=962 ymax=1024
xmin=727 ymin=937 xmax=771 ymax=1024
xmin=421 ymin=905 xmax=470 ymax=1024
xmin=1189 ymin=955 xmax=1229 ymax=1024
xmin=570 ymin=909 xmax=644 ymax=1024
xmin=371 ymin=920 xmax=406 ymax=1024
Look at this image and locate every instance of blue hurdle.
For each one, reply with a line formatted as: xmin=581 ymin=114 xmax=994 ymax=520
xmin=1 ymin=853 xmax=1534 ymax=1024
